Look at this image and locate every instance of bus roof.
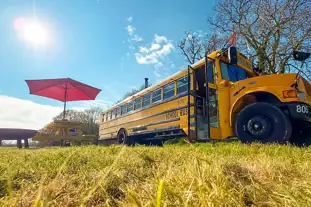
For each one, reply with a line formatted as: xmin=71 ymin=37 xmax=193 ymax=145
xmin=102 ymin=70 xmax=186 ymax=113
xmin=101 ymin=49 xmax=254 ymax=113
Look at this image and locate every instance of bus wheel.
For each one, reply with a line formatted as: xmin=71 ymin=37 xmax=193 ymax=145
xmin=117 ymin=130 xmax=132 ymax=146
xmin=235 ymin=102 xmax=292 ymax=144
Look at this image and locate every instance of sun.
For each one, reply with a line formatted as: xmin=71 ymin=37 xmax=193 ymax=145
xmin=23 ymin=22 xmax=48 ymax=45
xmin=14 ymin=17 xmax=51 ymax=46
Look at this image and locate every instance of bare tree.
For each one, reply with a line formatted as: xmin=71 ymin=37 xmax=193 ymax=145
xmin=178 ymin=31 xmax=229 ymax=64
xmin=83 ymin=107 xmax=102 ymax=136
xmin=208 ymin=0 xmax=311 ymax=74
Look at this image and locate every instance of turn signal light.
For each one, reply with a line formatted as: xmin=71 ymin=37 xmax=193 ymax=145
xmin=220 ymin=79 xmax=230 ymax=87
xmin=283 ymin=90 xmax=297 ymax=98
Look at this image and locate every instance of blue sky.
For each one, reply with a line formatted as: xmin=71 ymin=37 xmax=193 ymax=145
xmin=0 ymin=0 xmax=216 ymax=129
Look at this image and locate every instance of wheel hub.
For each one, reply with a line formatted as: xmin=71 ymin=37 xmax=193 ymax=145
xmin=247 ymin=116 xmax=271 ymax=139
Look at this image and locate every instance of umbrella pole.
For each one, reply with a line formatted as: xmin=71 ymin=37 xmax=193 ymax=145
xmin=61 ymin=85 xmax=68 ymax=147
xmin=63 ymin=84 xmax=68 ymax=120
xmin=63 ymin=101 xmax=66 ymax=119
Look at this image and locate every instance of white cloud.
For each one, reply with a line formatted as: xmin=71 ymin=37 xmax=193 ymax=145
xmin=134 ymin=35 xmax=174 ymax=65
xmin=125 ymin=17 xmax=143 ymax=43
xmin=124 ymin=18 xmax=174 ymax=80
xmin=155 ymin=43 xmax=174 ymax=56
xmin=154 ymin=70 xmax=161 ymax=78
xmin=127 ymin=16 xmax=133 ymax=23
xmin=139 ymin=46 xmax=148 ymax=53
xmin=131 ymin=35 xmax=143 ymax=42
xmin=134 ymin=52 xmax=159 ymax=64
xmin=0 ymin=95 xmax=111 ymax=130
xmin=126 ymin=25 xmax=135 ymax=36
xmin=154 ymin=34 xmax=168 ymax=44
xmin=0 ymin=95 xmax=62 ymax=130
xmin=151 ymin=43 xmax=161 ymax=50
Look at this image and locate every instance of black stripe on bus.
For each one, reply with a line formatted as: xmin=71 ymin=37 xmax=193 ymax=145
xmin=100 ymin=125 xmax=181 ymax=139
xmin=130 ymin=117 xmax=180 ymax=131
xmin=130 ymin=125 xmax=181 ymax=136
xmin=101 ymin=104 xmax=194 ymax=131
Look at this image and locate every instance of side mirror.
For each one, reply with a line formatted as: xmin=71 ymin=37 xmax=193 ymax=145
xmin=228 ymin=46 xmax=238 ymax=65
xmin=293 ymin=51 xmax=310 ymax=62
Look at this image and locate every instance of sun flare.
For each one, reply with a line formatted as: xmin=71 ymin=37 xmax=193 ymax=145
xmin=14 ymin=17 xmax=51 ymax=47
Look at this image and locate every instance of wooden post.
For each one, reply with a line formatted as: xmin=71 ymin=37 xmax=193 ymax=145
xmin=17 ymin=139 xmax=22 ymax=149
xmin=24 ymin=139 xmax=29 ymax=148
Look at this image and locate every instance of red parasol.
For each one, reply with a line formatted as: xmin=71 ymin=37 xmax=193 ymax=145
xmin=25 ymin=78 xmax=101 ymax=119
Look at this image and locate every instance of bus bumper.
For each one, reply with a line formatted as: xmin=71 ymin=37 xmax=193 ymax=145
xmin=286 ymin=102 xmax=311 ymax=123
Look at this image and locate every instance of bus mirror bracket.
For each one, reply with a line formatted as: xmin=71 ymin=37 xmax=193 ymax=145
xmin=219 ymin=79 xmax=231 ymax=87
xmin=228 ymin=46 xmax=238 ymax=65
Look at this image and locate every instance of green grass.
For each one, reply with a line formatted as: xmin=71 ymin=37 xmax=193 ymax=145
xmin=0 ymin=142 xmax=311 ymax=206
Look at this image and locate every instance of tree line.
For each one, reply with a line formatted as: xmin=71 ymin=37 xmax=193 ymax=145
xmin=39 ymin=106 xmax=103 ymax=137
xmin=178 ymin=0 xmax=311 ymax=76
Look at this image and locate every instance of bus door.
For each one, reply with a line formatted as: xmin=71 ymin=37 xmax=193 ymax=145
xmin=194 ymin=59 xmax=220 ymax=140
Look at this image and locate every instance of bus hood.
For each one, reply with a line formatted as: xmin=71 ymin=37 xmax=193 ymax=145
xmin=235 ymin=73 xmax=311 ymax=104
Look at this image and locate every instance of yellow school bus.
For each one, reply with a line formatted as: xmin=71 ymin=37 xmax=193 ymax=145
xmin=99 ymin=47 xmax=311 ymax=146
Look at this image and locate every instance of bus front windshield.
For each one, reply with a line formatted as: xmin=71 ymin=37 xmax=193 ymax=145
xmin=220 ymin=61 xmax=248 ymax=82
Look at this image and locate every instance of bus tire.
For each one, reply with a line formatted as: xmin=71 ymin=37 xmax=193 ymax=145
xmin=235 ymin=102 xmax=292 ymax=144
xmin=117 ymin=129 xmax=131 ymax=146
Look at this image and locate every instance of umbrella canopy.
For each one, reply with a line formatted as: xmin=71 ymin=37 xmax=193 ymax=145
xmin=25 ymin=78 xmax=101 ymax=118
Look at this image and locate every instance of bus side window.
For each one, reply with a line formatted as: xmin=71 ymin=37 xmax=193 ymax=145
xmin=143 ymin=93 xmax=151 ymax=107
xmin=134 ymin=98 xmax=142 ymax=110
xmin=117 ymin=107 xmax=121 ymax=117
xmin=107 ymin=111 xmax=111 ymax=121
xmin=121 ymin=104 xmax=127 ymax=115
xmin=111 ymin=109 xmax=116 ymax=119
xmin=164 ymin=82 xmax=175 ymax=100
xmin=177 ymin=76 xmax=188 ymax=94
xmin=152 ymin=88 xmax=162 ymax=103
xmin=128 ymin=102 xmax=133 ymax=112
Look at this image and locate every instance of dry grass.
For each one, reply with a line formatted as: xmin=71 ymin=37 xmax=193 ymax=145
xmin=0 ymin=142 xmax=311 ymax=206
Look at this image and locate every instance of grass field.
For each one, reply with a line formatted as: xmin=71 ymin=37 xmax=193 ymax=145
xmin=0 ymin=141 xmax=311 ymax=207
